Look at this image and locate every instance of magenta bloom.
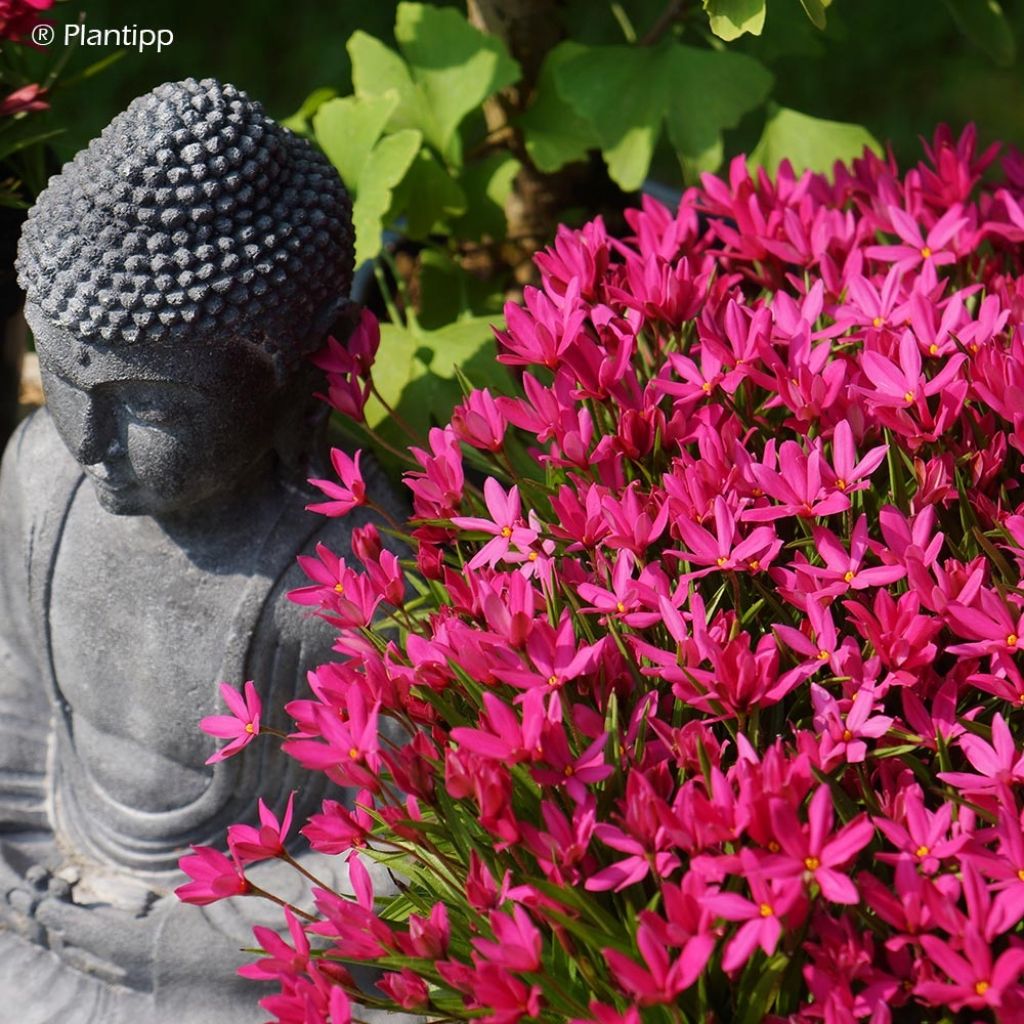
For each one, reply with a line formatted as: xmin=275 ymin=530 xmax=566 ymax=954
xmin=938 ymin=712 xmax=1024 ymax=797
xmin=768 ymin=786 xmax=875 ymax=904
xmin=859 ymin=330 xmax=965 ymax=410
xmin=451 ymin=478 xmax=538 ymax=569
xmin=199 ymin=680 xmax=261 ymax=764
xmin=865 ymin=204 xmax=968 ymax=271
xmin=175 ymin=846 xmax=250 ymax=905
xmin=703 ymin=851 xmax=804 ymax=972
xmin=239 ymin=907 xmax=310 ymax=981
xmin=306 ymin=448 xmax=367 ymax=517
xmin=227 ymin=792 xmax=295 ymax=865
xmin=916 ymin=930 xmax=1024 ymax=1012
xmin=472 ymin=906 xmax=542 ymax=972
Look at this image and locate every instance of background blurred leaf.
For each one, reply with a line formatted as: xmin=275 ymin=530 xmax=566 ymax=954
xmin=366 ymin=316 xmax=511 ymax=452
xmin=943 ymin=0 xmax=1016 ymax=66
xmin=281 ymin=86 xmax=339 ymax=135
xmin=393 ymin=2 xmax=520 ymax=164
xmin=313 ymin=92 xmax=399 ymax=189
xmin=750 ymin=104 xmax=882 ymax=174
xmin=352 ymin=129 xmax=421 ymax=266
xmin=798 ymin=0 xmax=832 ymax=30
xmin=516 ymin=42 xmax=600 ymax=173
xmin=452 ymin=152 xmax=521 ymax=241
xmin=391 ymin=149 xmax=467 ymax=238
xmin=555 ymin=42 xmax=772 ymax=189
xmin=704 ymin=0 xmax=767 ymax=40
xmin=349 ymin=29 xmax=428 ymax=137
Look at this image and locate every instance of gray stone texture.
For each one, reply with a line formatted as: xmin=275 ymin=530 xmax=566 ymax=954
xmin=0 ymin=79 xmax=395 ymax=1022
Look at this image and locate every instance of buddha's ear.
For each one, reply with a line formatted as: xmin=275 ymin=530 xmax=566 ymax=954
xmin=302 ymin=295 xmax=355 ymax=353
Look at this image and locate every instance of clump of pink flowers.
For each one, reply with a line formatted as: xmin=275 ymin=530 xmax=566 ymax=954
xmin=182 ymin=125 xmax=1024 ymax=1024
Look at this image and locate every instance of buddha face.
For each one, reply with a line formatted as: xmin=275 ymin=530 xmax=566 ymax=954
xmin=27 ymin=303 xmax=287 ymax=517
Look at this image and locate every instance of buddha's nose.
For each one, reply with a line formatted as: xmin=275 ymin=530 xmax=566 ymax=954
xmin=66 ymin=392 xmax=123 ymax=466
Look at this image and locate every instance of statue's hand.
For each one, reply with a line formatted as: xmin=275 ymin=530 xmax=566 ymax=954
xmin=0 ymin=844 xmax=50 ymax=945
xmin=33 ymin=887 xmax=155 ymax=989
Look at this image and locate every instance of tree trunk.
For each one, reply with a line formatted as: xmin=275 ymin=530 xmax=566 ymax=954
xmin=465 ymin=0 xmax=625 ymax=284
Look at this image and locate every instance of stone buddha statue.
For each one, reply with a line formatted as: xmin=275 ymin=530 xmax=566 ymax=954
xmin=0 ymin=78 xmax=392 ymax=1022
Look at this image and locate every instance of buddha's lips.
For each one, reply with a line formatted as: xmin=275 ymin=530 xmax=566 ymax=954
xmin=83 ymin=465 xmax=133 ymax=491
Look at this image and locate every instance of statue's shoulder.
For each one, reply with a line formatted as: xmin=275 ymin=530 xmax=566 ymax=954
xmin=264 ymin=447 xmax=407 ymax=662
xmin=0 ymin=408 xmax=80 ymax=517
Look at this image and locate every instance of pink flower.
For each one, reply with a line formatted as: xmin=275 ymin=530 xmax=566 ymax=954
xmin=301 ymin=790 xmax=375 ymax=855
xmin=239 ymin=907 xmax=310 ymax=981
xmin=865 ymin=204 xmax=968 ymax=271
xmin=175 ymin=846 xmax=249 ymax=905
xmin=227 ymin=792 xmax=295 ymax=865
xmin=451 ymin=389 xmax=507 ymax=452
xmin=916 ymin=930 xmax=1024 ymax=1012
xmin=451 ymin=478 xmax=538 ymax=569
xmin=472 ymin=906 xmax=542 ymax=972
xmin=199 ymin=680 xmax=261 ymax=764
xmin=768 ymin=786 xmax=875 ymax=903
xmin=938 ymin=712 xmax=1024 ymax=798
xmin=0 ymin=82 xmax=48 ymax=117
xmin=859 ymin=330 xmax=966 ymax=410
xmin=703 ymin=851 xmax=804 ymax=971
xmin=603 ymin=920 xmax=705 ymax=1004
xmin=307 ymin=448 xmax=367 ymax=517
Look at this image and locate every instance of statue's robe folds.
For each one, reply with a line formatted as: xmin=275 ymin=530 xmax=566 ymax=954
xmin=0 ymin=409 xmax=392 ymax=1024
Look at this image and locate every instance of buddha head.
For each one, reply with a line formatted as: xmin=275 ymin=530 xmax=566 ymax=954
xmin=15 ymin=78 xmax=354 ymax=517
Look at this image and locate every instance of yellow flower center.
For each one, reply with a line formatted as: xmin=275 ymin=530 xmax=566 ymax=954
xmin=244 ymin=723 xmax=255 ymax=734
xmin=334 ymin=582 xmax=345 ymax=594
xmin=903 ymin=391 xmax=915 ymax=404
xmin=716 ymin=556 xmax=728 ymax=567
xmin=1008 ymin=633 xmax=1019 ymax=647
xmin=804 ymin=856 xmax=820 ymax=871
xmin=500 ymin=526 xmax=512 ymax=538
xmin=748 ymin=560 xmax=760 ymax=571
xmin=1017 ymin=869 xmax=1024 ymax=882
xmin=872 ymin=316 xmax=884 ymax=329
xmin=615 ymin=601 xmax=626 ymax=613
xmin=842 ymin=729 xmax=854 ymax=742
xmin=915 ymin=845 xmax=929 ymax=858
xmin=528 ymin=551 xmax=538 ymax=562
xmin=975 ymin=980 xmax=989 ymax=996
xmin=547 ymin=675 xmax=559 ymax=687
xmin=768 ymin=841 xmax=780 ymax=852
xmin=843 ymin=570 xmax=855 ymax=583
xmin=759 ymin=903 xmax=773 ymax=918
xmin=563 ymin=765 xmax=575 ymax=777
xmin=348 ymin=747 xmax=360 ymax=760
xmin=818 ymin=649 xmax=830 ymax=661
xmin=920 ymin=246 xmax=932 ymax=259
xmin=835 ymin=478 xmax=847 ymax=491
xmin=701 ymin=381 xmax=713 ymax=393
xmin=928 ymin=343 xmax=939 ymax=355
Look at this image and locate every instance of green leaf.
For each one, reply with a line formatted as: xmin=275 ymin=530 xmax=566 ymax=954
xmin=394 ymin=2 xmax=521 ymax=163
xmin=703 ymin=0 xmax=767 ymax=40
xmin=663 ymin=46 xmax=775 ymax=174
xmin=750 ymin=105 xmax=882 ymax=176
xmin=352 ymin=129 xmax=422 ymax=266
xmin=313 ymin=92 xmax=399 ymax=190
xmin=281 ymin=87 xmax=339 ymax=135
xmin=366 ymin=315 xmax=508 ymax=437
xmin=391 ymin=149 xmax=467 ymax=238
xmin=798 ymin=0 xmax=832 ymax=30
xmin=452 ymin=152 xmax=521 ymax=241
xmin=349 ymin=30 xmax=426 ymax=135
xmin=555 ymin=41 xmax=772 ymax=189
xmin=737 ymin=952 xmax=789 ymax=1024
xmin=516 ymin=42 xmax=601 ymax=173
xmin=943 ymin=0 xmax=1016 ymax=66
